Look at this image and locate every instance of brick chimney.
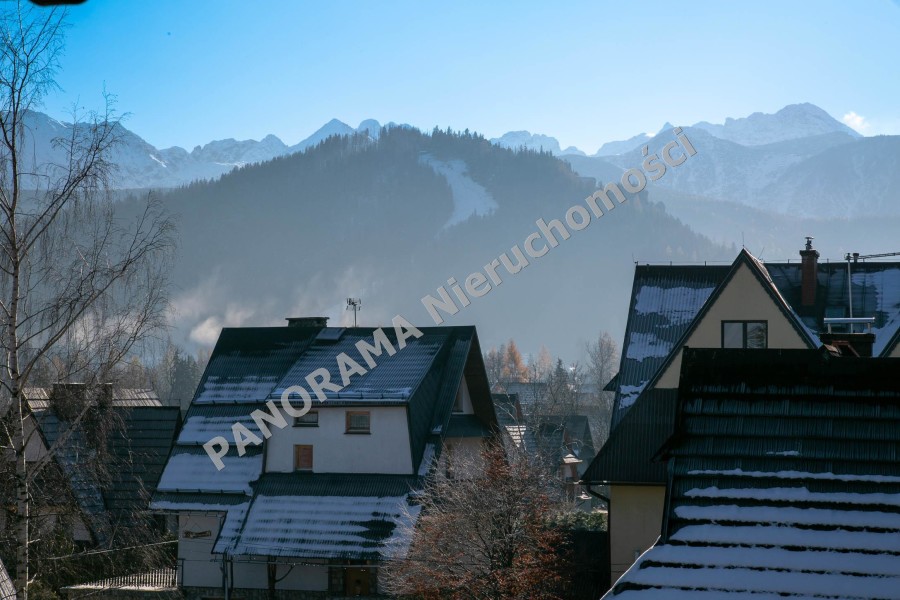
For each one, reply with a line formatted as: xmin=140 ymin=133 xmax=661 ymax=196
xmin=286 ymin=316 xmax=329 ymax=328
xmin=800 ymin=236 xmax=819 ymax=307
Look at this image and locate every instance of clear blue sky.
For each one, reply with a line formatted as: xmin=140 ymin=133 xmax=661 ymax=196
xmin=39 ymin=0 xmax=900 ymax=152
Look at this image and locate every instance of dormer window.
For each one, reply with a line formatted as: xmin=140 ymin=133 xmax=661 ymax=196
xmin=294 ymin=410 xmax=318 ymax=427
xmin=722 ymin=320 xmax=767 ymax=349
xmin=345 ymin=411 xmax=370 ymax=434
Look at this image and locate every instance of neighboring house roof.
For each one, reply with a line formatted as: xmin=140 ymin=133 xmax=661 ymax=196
xmin=609 ymin=253 xmax=900 ymax=431
xmin=500 ymin=381 xmax=549 ymax=408
xmin=25 ymin=388 xmax=179 ymax=544
xmin=581 ymin=389 xmax=677 ymax=485
xmin=22 ymin=386 xmax=162 ymax=410
xmin=151 ymin=324 xmax=496 ymax=561
xmin=606 ymin=347 xmax=900 ymax=599
xmin=591 ymin=251 xmax=900 ymax=487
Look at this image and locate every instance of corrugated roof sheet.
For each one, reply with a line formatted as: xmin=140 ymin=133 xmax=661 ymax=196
xmin=600 ymin=256 xmax=900 ymax=487
xmin=606 ymin=348 xmax=900 ymax=599
xmin=581 ymin=389 xmax=677 ymax=484
xmin=272 ymin=329 xmax=445 ymax=401
xmin=609 ymin=265 xmax=728 ymax=430
xmin=221 ymin=473 xmax=421 ymax=560
xmin=155 ymin=446 xmax=263 ymax=495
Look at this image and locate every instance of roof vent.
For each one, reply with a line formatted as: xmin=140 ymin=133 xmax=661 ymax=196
xmin=285 ymin=317 xmax=329 ymax=328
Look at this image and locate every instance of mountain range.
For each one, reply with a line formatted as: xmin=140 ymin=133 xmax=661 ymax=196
xmin=18 ymin=103 xmax=900 ymax=358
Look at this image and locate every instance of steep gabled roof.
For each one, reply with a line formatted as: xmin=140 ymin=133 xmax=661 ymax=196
xmin=610 ymin=253 xmax=900 ymax=431
xmin=151 ymin=323 xmax=496 ymax=563
xmin=631 ymin=250 xmax=819 ymax=408
xmin=606 ymin=348 xmax=900 ymax=599
xmin=608 ymin=264 xmax=728 ymax=430
xmin=594 ymin=250 xmax=894 ymax=487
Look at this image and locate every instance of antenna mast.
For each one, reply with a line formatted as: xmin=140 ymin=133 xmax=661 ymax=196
xmin=346 ymin=298 xmax=362 ymax=327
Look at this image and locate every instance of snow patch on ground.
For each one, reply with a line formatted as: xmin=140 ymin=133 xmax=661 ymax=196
xmin=419 ymin=153 xmax=498 ymax=229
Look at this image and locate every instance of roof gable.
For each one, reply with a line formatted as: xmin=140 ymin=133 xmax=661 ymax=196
xmin=648 ymin=250 xmax=816 ymax=390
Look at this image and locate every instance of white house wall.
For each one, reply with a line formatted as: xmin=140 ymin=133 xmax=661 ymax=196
xmin=265 ymin=406 xmax=413 ymax=474
xmin=179 ymin=513 xmax=225 ymax=588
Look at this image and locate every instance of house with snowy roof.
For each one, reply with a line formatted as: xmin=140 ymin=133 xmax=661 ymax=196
xmin=582 ymin=242 xmax=900 ymax=584
xmin=604 ymin=347 xmax=900 ymax=599
xmin=150 ymin=318 xmax=497 ymax=598
xmin=1 ymin=384 xmax=179 ymax=547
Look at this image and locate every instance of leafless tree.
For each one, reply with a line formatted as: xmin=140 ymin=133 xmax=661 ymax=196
xmin=382 ymin=440 xmax=569 ymax=600
xmin=0 ymin=3 xmax=174 ymax=598
xmin=584 ymin=332 xmax=618 ymax=445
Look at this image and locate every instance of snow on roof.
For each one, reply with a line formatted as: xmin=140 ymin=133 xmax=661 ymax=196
xmin=272 ymin=331 xmax=444 ymax=402
xmin=225 ymin=494 xmax=420 ymax=560
xmin=155 ymin=449 xmax=262 ymax=495
xmin=605 ymin=348 xmax=900 ymax=599
xmin=195 ymin=375 xmax=280 ymax=404
xmin=177 ymin=406 xmax=262 ymax=444
xmin=610 ymin=267 xmax=726 ymax=429
xmin=633 ymin=285 xmax=718 ymax=326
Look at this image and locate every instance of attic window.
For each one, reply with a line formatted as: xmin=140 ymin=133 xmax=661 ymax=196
xmin=346 ymin=411 xmax=370 ymax=434
xmin=722 ymin=320 xmax=767 ymax=349
xmin=294 ymin=410 xmax=318 ymax=427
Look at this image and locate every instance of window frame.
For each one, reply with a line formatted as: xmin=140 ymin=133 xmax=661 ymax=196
xmin=721 ymin=320 xmax=768 ymax=349
xmin=294 ymin=444 xmax=313 ymax=471
xmin=345 ymin=410 xmax=371 ymax=434
xmin=293 ymin=410 xmax=319 ymax=427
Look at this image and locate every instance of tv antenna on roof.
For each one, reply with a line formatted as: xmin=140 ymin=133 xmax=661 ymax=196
xmin=346 ymin=298 xmax=362 ymax=327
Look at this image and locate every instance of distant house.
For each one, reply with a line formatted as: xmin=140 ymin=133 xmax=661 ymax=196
xmin=492 ymin=393 xmax=595 ymax=507
xmin=150 ymin=320 xmax=497 ymax=598
xmin=605 ymin=347 xmax=900 ymax=598
xmin=3 ymin=384 xmax=179 ymax=547
xmin=583 ymin=244 xmax=900 ymax=583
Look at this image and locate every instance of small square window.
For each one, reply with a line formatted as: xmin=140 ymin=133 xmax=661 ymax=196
xmin=346 ymin=411 xmax=370 ymax=434
xmin=294 ymin=445 xmax=313 ymax=471
xmin=294 ymin=411 xmax=318 ymax=427
xmin=722 ymin=321 xmax=767 ymax=349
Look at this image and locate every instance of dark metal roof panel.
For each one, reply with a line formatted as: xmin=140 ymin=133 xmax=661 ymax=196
xmin=446 ymin=414 xmax=493 ymax=438
xmin=609 ymin=265 xmax=729 ymax=430
xmin=582 ymin=388 xmax=678 ymax=484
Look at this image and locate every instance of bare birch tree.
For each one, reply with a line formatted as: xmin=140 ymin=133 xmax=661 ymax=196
xmin=0 ymin=3 xmax=173 ymax=598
